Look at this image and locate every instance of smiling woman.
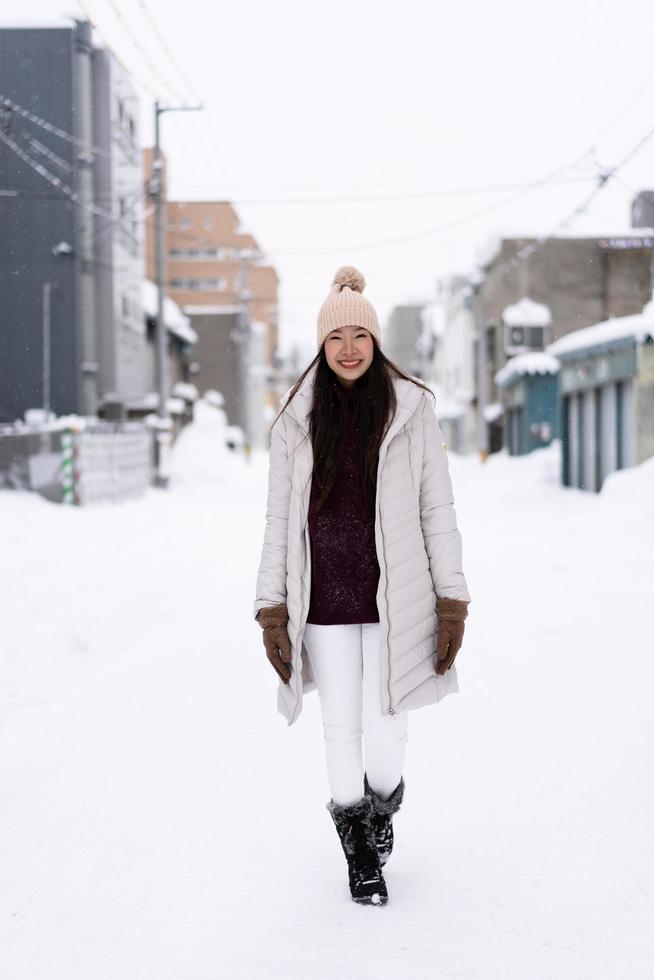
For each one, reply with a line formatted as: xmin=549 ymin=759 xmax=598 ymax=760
xmin=253 ymin=264 xmax=471 ymax=907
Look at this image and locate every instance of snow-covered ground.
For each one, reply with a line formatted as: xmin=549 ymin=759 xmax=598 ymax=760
xmin=1 ymin=402 xmax=653 ymax=979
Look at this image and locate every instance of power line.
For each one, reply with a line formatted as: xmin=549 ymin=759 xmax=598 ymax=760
xmin=74 ymin=0 xmax=189 ymax=106
xmin=180 ymin=175 xmax=593 ymax=207
xmin=266 ymin=151 xmax=598 ymax=256
xmin=1 ymin=94 xmax=112 ymax=159
xmin=486 ymin=121 xmax=654 ymax=284
xmin=104 ymin=0 xmax=191 ymax=104
xmin=0 ymin=127 xmax=115 ymax=220
xmin=73 ymin=0 xmax=164 ymax=103
xmin=135 ymin=0 xmax=203 ymax=103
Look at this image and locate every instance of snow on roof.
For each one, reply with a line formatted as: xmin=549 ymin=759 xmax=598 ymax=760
xmin=183 ymin=304 xmax=243 ymax=316
xmin=475 ymin=235 xmax=502 ymax=269
xmin=547 ymin=300 xmax=654 ymax=359
xmin=172 ymin=381 xmax=199 ymax=402
xmin=483 ymin=402 xmax=504 ymax=422
xmin=142 ymin=281 xmax=198 ymax=344
xmin=502 ymin=297 xmax=552 ymax=328
xmin=495 ymin=352 xmax=560 ymax=388
xmin=127 ymin=392 xmax=187 ymax=414
xmin=477 ymin=228 xmax=654 ymax=270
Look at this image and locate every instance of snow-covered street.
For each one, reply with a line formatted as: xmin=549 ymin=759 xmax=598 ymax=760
xmin=1 ymin=406 xmax=653 ymax=979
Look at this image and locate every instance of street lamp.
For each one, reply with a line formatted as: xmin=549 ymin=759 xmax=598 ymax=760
xmin=150 ymin=99 xmax=203 ymax=488
xmin=469 ymin=266 xmax=489 ymax=462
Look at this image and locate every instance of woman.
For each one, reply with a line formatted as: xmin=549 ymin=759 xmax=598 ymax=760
xmin=253 ymin=266 xmax=471 ymax=906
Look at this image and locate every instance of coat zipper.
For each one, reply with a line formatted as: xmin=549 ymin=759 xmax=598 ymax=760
xmin=376 ymin=450 xmax=395 ymax=717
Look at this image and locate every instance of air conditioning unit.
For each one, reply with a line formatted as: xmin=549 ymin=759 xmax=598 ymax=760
xmin=504 ymin=325 xmax=545 ymax=355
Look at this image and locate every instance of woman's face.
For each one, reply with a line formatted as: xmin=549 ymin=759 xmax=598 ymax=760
xmin=323 ymin=325 xmax=374 ymax=387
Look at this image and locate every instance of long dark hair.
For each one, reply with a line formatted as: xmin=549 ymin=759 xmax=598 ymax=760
xmin=271 ymin=338 xmax=434 ymax=516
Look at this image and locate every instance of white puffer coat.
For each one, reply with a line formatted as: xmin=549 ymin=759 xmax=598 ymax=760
xmin=254 ymin=362 xmax=471 ymax=726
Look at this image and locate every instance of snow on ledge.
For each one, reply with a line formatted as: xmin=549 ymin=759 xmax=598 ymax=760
xmin=484 ymin=402 xmax=503 ymax=422
xmin=495 ymin=352 xmax=560 ymax=388
xmin=502 ymin=297 xmax=552 ymax=328
xmin=142 ymin=281 xmax=198 ymax=345
xmin=547 ymin=301 xmax=654 ymax=359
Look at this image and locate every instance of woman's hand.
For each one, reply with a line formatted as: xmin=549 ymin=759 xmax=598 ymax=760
xmin=262 ymin=625 xmax=292 ymax=684
xmin=257 ymin=604 xmax=292 ymax=685
xmin=434 ymin=597 xmax=469 ymax=675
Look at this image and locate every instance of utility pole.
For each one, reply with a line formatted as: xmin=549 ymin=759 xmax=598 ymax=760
xmin=150 ymin=99 xmax=203 ymax=487
xmin=42 ymin=281 xmax=51 ymax=416
xmin=471 ymin=268 xmax=489 ymax=462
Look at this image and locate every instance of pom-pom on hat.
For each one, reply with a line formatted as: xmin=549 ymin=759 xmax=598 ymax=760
xmin=316 ymin=265 xmax=382 ymax=350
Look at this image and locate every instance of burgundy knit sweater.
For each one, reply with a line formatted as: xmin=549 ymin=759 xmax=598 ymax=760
xmin=306 ymin=379 xmax=380 ymax=625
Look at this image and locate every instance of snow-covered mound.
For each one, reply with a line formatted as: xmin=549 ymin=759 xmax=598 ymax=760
xmin=168 ymin=397 xmax=231 ymax=486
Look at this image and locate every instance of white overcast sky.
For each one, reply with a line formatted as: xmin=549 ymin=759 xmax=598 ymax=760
xmin=8 ymin=0 xmax=654 ymax=355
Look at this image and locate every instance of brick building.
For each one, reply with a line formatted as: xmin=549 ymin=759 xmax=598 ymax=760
xmin=142 ymin=149 xmax=279 ymax=444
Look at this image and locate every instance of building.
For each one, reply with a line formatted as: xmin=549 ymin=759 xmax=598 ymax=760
xmin=632 ymin=190 xmax=654 ymax=229
xmin=427 ymin=278 xmax=478 ymax=453
xmin=142 ymin=149 xmax=280 ymax=446
xmin=495 ymin=352 xmax=560 ymax=455
xmin=475 ymin=232 xmax=654 ymax=450
xmin=383 ymin=304 xmax=427 ymax=377
xmin=0 ymin=18 xmax=147 ymax=422
xmin=548 ymin=301 xmax=654 ymax=491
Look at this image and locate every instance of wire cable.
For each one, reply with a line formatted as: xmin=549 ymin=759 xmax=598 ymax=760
xmin=1 ymin=94 xmax=112 ymax=159
xmin=0 ymin=128 xmax=115 ymax=220
xmin=266 ymin=151 xmax=598 ymax=256
xmin=73 ymin=0 xmax=166 ymax=103
xmin=134 ymin=0 xmax=203 ymax=103
xmin=486 ymin=121 xmax=654 ymax=284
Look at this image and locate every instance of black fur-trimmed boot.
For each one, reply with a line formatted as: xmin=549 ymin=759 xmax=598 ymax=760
xmin=326 ymin=795 xmax=388 ymax=906
xmin=364 ymin=774 xmax=405 ymax=867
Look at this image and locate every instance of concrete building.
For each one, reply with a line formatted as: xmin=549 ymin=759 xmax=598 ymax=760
xmin=0 ymin=18 xmax=146 ymax=422
xmin=548 ymin=302 xmax=654 ymax=492
xmin=632 ymin=190 xmax=654 ymax=229
xmin=383 ymin=304 xmax=427 ymax=377
xmin=476 ymin=232 xmax=654 ymax=449
xmin=427 ymin=278 xmax=478 ymax=454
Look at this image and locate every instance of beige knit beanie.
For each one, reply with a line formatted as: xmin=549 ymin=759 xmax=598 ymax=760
xmin=316 ymin=266 xmax=382 ymax=350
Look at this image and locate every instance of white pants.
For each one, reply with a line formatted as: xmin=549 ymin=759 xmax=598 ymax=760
xmin=303 ymin=622 xmax=409 ymax=807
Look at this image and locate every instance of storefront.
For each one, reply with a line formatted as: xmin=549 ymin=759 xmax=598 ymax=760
xmin=495 ymin=352 xmax=560 ymax=456
xmin=547 ymin=304 xmax=654 ymax=492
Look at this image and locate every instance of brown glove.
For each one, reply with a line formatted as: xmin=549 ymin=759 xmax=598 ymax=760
xmin=257 ymin=604 xmax=292 ymax=685
xmin=435 ymin=597 xmax=469 ymax=675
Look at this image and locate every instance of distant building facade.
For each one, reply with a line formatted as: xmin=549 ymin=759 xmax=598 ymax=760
xmin=477 ymin=233 xmax=654 ymax=449
xmin=548 ymin=304 xmax=654 ymax=492
xmin=0 ymin=18 xmax=147 ymax=422
xmin=142 ymin=149 xmax=280 ymax=446
xmin=383 ymin=304 xmax=426 ymax=377
xmin=631 ymin=190 xmax=654 ymax=230
xmin=428 ymin=278 xmax=478 ymax=454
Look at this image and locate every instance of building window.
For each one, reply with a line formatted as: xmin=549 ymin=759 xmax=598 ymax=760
xmin=203 ymin=216 xmax=214 ymax=230
xmin=168 ymin=247 xmax=224 ymax=259
xmin=166 ymin=219 xmax=176 ymax=231
xmin=168 ymin=277 xmax=227 ymax=290
xmin=179 ymin=218 xmax=192 ymax=231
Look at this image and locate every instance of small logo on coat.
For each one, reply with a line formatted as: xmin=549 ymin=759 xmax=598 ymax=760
xmin=442 ymin=442 xmax=448 ymax=453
